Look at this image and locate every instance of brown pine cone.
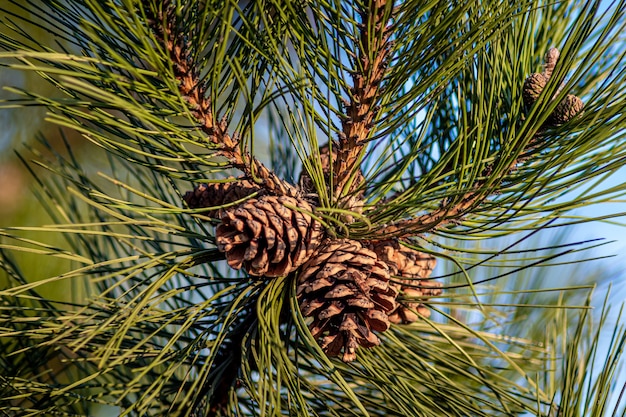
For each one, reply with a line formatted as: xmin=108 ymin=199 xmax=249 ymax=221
xmin=216 ymin=195 xmax=323 ymax=277
xmin=370 ymin=239 xmax=440 ymax=323
xmin=184 ymin=179 xmax=264 ymax=219
xmin=522 ymin=48 xmax=584 ymax=127
xmin=297 ymin=239 xmax=398 ymax=362
xmin=549 ymin=94 xmax=584 ymax=125
xmin=523 ymin=48 xmax=557 ymax=108
xmin=370 ymin=240 xmax=436 ymax=278
xmin=389 ymin=281 xmax=442 ymax=324
xmin=543 ymin=47 xmax=560 ymax=79
xmin=522 ymin=73 xmax=548 ymax=108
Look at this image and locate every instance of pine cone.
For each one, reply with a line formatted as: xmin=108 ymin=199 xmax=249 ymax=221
xmin=297 ymin=239 xmax=398 ymax=362
xmin=523 ymin=48 xmax=558 ymax=108
xmin=549 ymin=94 xmax=584 ymax=125
xmin=216 ymin=195 xmax=323 ymax=277
xmin=370 ymin=240 xmax=440 ymax=323
xmin=523 ymin=48 xmax=584 ymax=127
xmin=522 ymin=73 xmax=548 ymax=108
xmin=184 ymin=179 xmax=264 ymax=219
xmin=543 ymin=47 xmax=560 ymax=79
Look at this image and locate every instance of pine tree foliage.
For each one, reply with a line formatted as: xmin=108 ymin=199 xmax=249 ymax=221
xmin=0 ymin=0 xmax=626 ymax=416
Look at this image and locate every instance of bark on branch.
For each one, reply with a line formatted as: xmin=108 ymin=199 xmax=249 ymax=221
xmin=146 ymin=2 xmax=298 ymax=197
xmin=333 ymin=0 xmax=394 ymax=200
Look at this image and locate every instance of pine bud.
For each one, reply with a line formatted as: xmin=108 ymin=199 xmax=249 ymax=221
xmin=544 ymin=47 xmax=560 ymax=78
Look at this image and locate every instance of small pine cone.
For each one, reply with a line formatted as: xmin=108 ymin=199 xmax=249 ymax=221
xmin=297 ymin=239 xmax=398 ymax=362
xmin=184 ymin=179 xmax=263 ymax=219
xmin=370 ymin=240 xmax=440 ymax=323
xmin=522 ymin=73 xmax=548 ymax=107
xmin=549 ymin=94 xmax=584 ymax=125
xmin=543 ymin=47 xmax=560 ymax=79
xmin=216 ymin=195 xmax=323 ymax=277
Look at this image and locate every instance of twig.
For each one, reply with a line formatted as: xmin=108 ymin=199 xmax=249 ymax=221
xmin=334 ymin=0 xmax=394 ymax=200
xmin=378 ymin=46 xmax=583 ymax=239
xmin=377 ymin=133 xmax=543 ymax=238
xmin=145 ymin=2 xmax=298 ymax=197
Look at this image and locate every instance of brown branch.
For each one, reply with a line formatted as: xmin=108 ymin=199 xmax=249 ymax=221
xmin=376 ymin=47 xmax=583 ymax=239
xmin=378 ymin=187 xmax=487 ymax=238
xmin=377 ymin=136 xmax=540 ymax=239
xmin=333 ymin=0 xmax=394 ymax=199
xmin=146 ymin=2 xmax=298 ymax=197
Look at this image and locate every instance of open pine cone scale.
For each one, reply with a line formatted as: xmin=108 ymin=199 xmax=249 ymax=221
xmin=296 ymin=239 xmax=404 ymax=362
xmin=215 ymin=195 xmax=323 ymax=277
xmin=186 ymin=150 xmax=440 ymax=362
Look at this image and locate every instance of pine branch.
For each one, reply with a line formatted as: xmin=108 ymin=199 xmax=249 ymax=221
xmin=376 ymin=155 xmax=511 ymax=238
xmin=146 ymin=1 xmax=298 ymax=197
xmin=1 ymin=1 xmax=626 ymax=415
xmin=334 ymin=0 xmax=394 ymax=201
xmin=375 ymin=47 xmax=584 ymax=239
